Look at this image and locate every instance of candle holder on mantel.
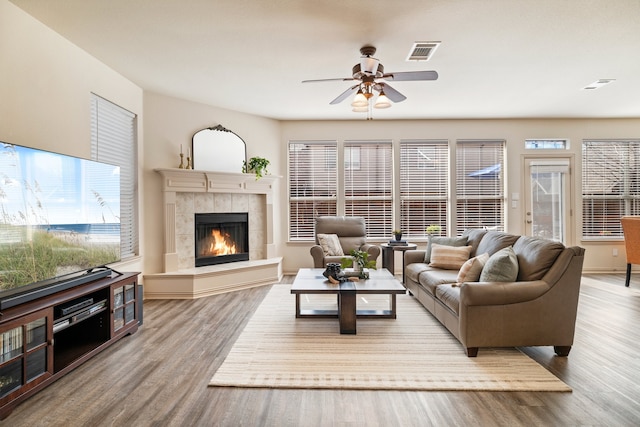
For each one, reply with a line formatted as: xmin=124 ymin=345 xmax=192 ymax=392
xmin=185 ymin=156 xmax=191 ymax=170
xmin=178 ymin=153 xmax=185 ymax=169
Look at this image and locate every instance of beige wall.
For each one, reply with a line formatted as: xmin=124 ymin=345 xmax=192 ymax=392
xmin=0 ymin=0 xmax=145 ymax=274
xmin=279 ymin=118 xmax=640 ymax=274
xmin=142 ymin=92 xmax=282 ymax=275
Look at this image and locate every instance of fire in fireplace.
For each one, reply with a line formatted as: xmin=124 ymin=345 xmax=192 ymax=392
xmin=194 ymin=212 xmax=249 ymax=267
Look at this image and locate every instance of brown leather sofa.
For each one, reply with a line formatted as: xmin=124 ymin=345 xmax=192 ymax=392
xmin=310 ymin=216 xmax=381 ymax=268
xmin=403 ymin=229 xmax=585 ymax=357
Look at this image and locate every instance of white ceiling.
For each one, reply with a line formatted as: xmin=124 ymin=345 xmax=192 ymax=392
xmin=10 ymin=0 xmax=640 ymax=121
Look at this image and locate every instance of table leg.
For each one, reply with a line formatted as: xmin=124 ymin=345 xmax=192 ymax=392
xmin=382 ymin=245 xmax=394 ymax=274
xmin=338 ymin=284 xmax=357 ymax=334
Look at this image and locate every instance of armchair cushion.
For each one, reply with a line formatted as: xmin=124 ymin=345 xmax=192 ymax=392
xmin=317 ymin=233 xmax=344 ymax=256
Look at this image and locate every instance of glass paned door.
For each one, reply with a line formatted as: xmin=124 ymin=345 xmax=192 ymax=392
xmin=524 ymin=158 xmax=572 ymax=244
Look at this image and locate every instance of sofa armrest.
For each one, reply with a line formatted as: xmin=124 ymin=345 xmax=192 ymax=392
xmin=460 ymin=280 xmax=551 ymax=306
xmin=360 ymin=243 xmax=381 ymax=263
xmin=310 ymin=245 xmax=326 ymax=268
xmin=404 ymin=250 xmax=426 ymax=265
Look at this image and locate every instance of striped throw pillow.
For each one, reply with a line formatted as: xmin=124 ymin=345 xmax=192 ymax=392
xmin=429 ymin=243 xmax=473 ymax=270
xmin=456 ymin=252 xmax=490 ymax=282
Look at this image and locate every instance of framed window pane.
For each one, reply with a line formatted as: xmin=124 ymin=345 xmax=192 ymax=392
xmin=455 ymin=140 xmax=505 ymax=234
xmin=400 ymin=140 xmax=449 ymax=237
xmin=288 ymin=141 xmax=338 ymax=240
xmin=344 ymin=140 xmax=393 ymax=238
xmin=582 ymin=140 xmax=640 ymax=239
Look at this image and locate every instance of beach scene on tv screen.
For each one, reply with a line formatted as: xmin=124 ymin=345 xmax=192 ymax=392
xmin=0 ymin=143 xmax=121 ymax=291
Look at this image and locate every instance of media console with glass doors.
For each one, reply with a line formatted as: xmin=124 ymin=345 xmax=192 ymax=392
xmin=0 ymin=271 xmax=140 ymax=419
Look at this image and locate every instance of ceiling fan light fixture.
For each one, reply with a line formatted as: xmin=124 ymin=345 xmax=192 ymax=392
xmin=374 ymin=91 xmax=391 ymax=109
xmin=352 ymin=105 xmax=368 ymax=113
xmin=351 ymin=89 xmax=368 ymax=107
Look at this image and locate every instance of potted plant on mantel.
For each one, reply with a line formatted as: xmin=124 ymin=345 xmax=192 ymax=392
xmin=341 ymin=249 xmax=377 ymax=279
xmin=242 ymin=156 xmax=270 ymax=180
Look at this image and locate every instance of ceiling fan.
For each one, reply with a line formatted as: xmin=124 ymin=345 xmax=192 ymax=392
xmin=302 ymin=45 xmax=438 ymax=112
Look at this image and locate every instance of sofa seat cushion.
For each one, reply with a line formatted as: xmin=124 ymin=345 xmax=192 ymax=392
xmin=418 ymin=269 xmax=460 ymax=295
xmin=405 ymin=262 xmax=432 ymax=284
xmin=475 ymin=231 xmax=520 ymax=257
xmin=435 ymin=284 xmax=461 ymax=315
xmin=513 ymin=236 xmax=565 ymax=281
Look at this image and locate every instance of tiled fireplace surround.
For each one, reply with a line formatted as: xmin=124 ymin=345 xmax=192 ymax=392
xmin=143 ymin=168 xmax=282 ymax=299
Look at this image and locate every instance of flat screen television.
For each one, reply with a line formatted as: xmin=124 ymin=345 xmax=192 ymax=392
xmin=0 ymin=142 xmax=121 ymax=310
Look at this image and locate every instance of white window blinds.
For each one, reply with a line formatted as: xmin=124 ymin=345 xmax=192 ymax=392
xmin=582 ymin=140 xmax=640 ymax=238
xmin=399 ymin=140 xmax=449 ymax=237
xmin=90 ymin=94 xmax=138 ymax=258
xmin=288 ymin=141 xmax=338 ymax=240
xmin=344 ymin=140 xmax=393 ymax=238
xmin=455 ymin=140 xmax=505 ymax=234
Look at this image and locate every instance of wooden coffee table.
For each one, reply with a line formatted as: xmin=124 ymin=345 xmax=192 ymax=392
xmin=290 ymin=268 xmax=406 ymax=334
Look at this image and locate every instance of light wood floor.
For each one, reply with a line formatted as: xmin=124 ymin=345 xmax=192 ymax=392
xmin=4 ymin=274 xmax=640 ymax=426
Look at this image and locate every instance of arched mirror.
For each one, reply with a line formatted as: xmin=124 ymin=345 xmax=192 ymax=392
xmin=192 ymin=125 xmax=247 ymax=172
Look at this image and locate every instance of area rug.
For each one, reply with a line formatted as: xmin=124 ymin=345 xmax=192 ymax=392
xmin=209 ymin=284 xmax=571 ymax=392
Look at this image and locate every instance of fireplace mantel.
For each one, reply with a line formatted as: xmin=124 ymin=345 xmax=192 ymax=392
xmin=144 ymin=168 xmax=282 ymax=299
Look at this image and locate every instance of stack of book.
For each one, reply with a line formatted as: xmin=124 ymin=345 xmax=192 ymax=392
xmin=388 ymin=240 xmax=408 ymax=246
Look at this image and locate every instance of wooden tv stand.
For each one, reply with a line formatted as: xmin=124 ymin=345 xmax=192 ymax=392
xmin=0 ymin=271 xmax=141 ymax=419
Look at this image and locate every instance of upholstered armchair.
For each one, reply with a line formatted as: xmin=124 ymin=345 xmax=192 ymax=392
xmin=309 ymin=216 xmax=381 ymax=268
xmin=621 ymin=216 xmax=640 ymax=287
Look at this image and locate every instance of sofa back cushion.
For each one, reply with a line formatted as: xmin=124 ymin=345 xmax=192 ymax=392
xmin=513 ymin=236 xmax=565 ymax=281
xmin=461 ymin=228 xmax=488 ymax=257
xmin=475 ymin=231 xmax=520 ymax=257
xmin=315 ymin=216 xmax=367 ymax=253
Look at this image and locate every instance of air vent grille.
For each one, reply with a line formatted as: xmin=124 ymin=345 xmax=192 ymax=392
xmin=407 ymin=42 xmax=440 ymax=61
xmin=582 ymin=79 xmax=616 ymax=90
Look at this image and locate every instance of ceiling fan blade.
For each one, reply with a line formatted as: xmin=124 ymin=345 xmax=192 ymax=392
xmin=329 ymin=85 xmax=359 ymax=105
xmin=378 ymin=83 xmax=406 ymax=103
xmin=382 ymin=70 xmax=439 ymax=81
xmin=302 ymin=77 xmax=356 ymax=83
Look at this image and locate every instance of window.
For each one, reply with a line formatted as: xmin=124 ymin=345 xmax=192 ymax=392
xmin=525 ymin=139 xmax=568 ymax=150
xmin=288 ymin=141 xmax=337 ymax=240
xmin=90 ymin=94 xmax=138 ymax=259
xmin=582 ymin=140 xmax=640 ymax=238
xmin=455 ymin=140 xmax=505 ymax=234
xmin=344 ymin=140 xmax=393 ymax=238
xmin=399 ymin=140 xmax=449 ymax=236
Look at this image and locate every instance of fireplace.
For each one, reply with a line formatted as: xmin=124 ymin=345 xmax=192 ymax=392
xmin=195 ymin=212 xmax=249 ymax=267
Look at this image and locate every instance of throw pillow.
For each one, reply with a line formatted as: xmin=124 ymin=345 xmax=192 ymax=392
xmin=424 ymin=236 xmax=468 ymax=263
xmin=429 ymin=244 xmax=473 ymax=270
xmin=456 ymin=252 xmax=490 ymax=282
xmin=479 ymin=246 xmax=519 ymax=282
xmin=317 ymin=233 xmax=344 ymax=256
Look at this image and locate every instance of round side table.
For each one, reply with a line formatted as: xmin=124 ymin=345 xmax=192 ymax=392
xmin=380 ymin=243 xmax=418 ymax=283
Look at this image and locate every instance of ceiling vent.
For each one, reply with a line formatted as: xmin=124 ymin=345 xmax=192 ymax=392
xmin=406 ymin=42 xmax=440 ymax=61
xmin=582 ymin=79 xmax=616 ymax=90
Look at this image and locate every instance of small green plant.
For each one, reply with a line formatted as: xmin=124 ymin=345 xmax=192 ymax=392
xmin=341 ymin=249 xmax=377 ymax=272
xmin=426 ymin=224 xmax=441 ymax=235
xmin=242 ymin=156 xmax=270 ymax=180
xmin=392 ymin=229 xmax=403 ymax=235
